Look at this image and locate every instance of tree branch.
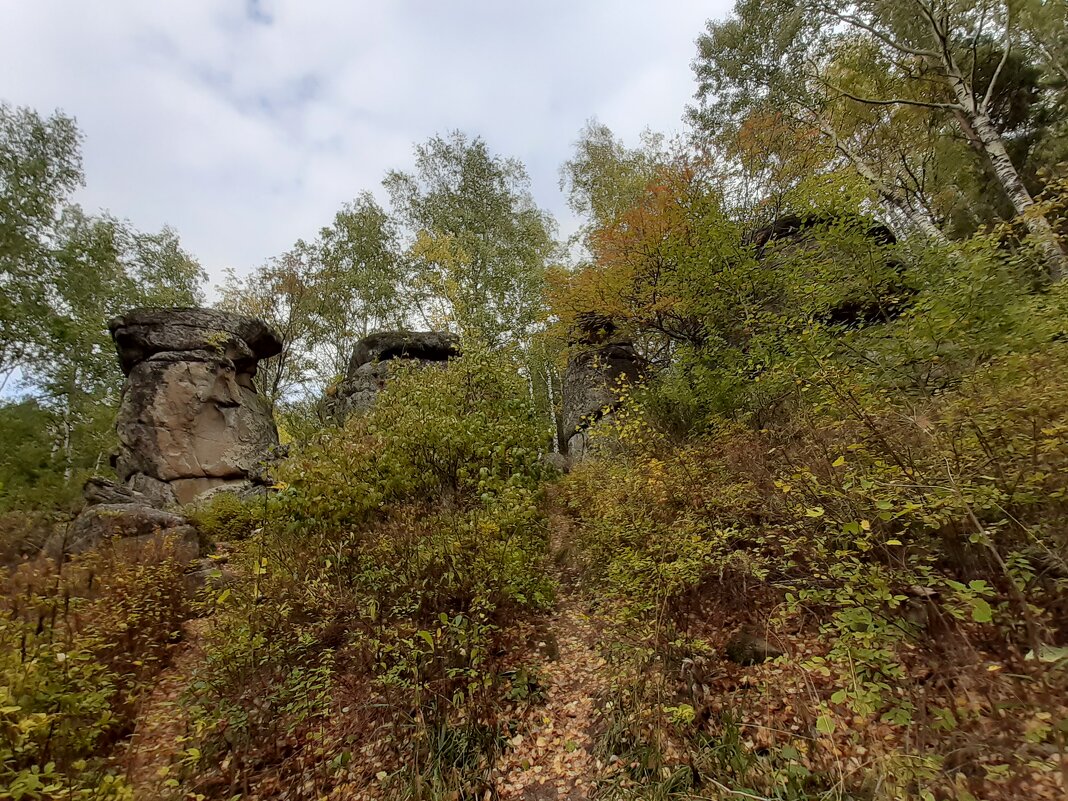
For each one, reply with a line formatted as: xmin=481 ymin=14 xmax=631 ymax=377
xmin=824 ymin=82 xmax=962 ymax=111
xmin=981 ymin=21 xmax=1013 ymax=115
xmin=817 ymin=5 xmax=940 ymax=58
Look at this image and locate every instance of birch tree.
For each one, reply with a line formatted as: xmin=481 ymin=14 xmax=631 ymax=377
xmin=814 ymin=0 xmax=1066 ymax=275
xmin=692 ymin=0 xmax=1067 ymax=275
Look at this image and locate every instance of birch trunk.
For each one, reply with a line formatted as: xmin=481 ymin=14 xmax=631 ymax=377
xmin=945 ymin=72 xmax=1066 ymax=279
xmin=815 ymin=117 xmax=947 ymax=242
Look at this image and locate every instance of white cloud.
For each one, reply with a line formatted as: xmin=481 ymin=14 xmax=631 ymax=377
xmin=0 ymin=0 xmax=730 ymax=289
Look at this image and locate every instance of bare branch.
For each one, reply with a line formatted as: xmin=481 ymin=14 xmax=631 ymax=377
xmin=823 ymin=82 xmax=962 ymax=111
xmin=980 ymin=20 xmax=1013 ymax=114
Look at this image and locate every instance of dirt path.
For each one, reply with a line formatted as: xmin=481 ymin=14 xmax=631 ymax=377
xmin=491 ymin=507 xmax=609 ymax=800
xmin=124 ymin=617 xmax=209 ymax=800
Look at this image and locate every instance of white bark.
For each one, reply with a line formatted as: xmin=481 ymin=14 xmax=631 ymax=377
xmin=942 ymin=65 xmax=1067 ymax=279
xmin=815 ymin=116 xmax=947 ymax=241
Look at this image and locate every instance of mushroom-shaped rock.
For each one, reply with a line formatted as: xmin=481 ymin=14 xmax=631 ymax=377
xmin=110 ymin=308 xmax=283 ymax=506
xmin=328 ymin=331 xmax=460 ymax=418
xmin=109 ymin=307 xmax=282 ymax=376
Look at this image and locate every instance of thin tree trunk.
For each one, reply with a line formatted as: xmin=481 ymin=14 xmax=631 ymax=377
xmin=815 ymin=116 xmax=947 ymax=241
xmin=545 ymin=358 xmax=562 ymax=453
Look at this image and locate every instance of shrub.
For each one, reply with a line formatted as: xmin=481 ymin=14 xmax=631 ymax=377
xmin=181 ymin=349 xmax=555 ymax=796
xmin=185 ymin=490 xmax=267 ymax=545
xmin=0 ymin=539 xmax=192 ymax=799
xmin=563 ymin=341 xmax=1068 ymax=799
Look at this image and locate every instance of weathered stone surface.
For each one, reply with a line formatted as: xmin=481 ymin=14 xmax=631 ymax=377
xmin=751 ymin=214 xmax=910 ymax=327
xmin=83 ymin=476 xmax=149 ymax=506
xmin=125 ymin=474 xmax=179 ymax=508
xmin=328 ymin=331 xmax=459 ymax=418
xmin=110 ymin=307 xmax=282 ymax=508
xmin=347 ymin=331 xmax=459 ymax=372
xmin=47 ymin=503 xmax=199 ymax=560
xmin=561 ymin=341 xmax=645 ymax=457
xmin=109 ymin=307 xmax=282 ymax=376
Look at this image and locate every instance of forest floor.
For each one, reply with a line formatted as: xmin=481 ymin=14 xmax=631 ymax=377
xmin=124 ymin=617 xmax=210 ymax=799
xmin=490 ymin=507 xmax=609 ymax=799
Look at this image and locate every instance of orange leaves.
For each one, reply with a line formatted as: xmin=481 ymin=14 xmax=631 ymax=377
xmin=547 ymin=158 xmax=712 ymax=346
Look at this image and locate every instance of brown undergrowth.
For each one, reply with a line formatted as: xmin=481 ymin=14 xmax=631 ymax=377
xmin=559 ymin=345 xmax=1068 ymax=800
xmin=0 ymin=535 xmax=194 ymax=798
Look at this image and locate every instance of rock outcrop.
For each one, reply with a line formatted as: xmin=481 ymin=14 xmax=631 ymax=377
xmin=50 ymin=503 xmax=200 ymax=561
xmin=327 ymin=331 xmax=459 ymax=419
xmin=751 ymin=213 xmax=911 ymax=327
xmin=561 ymin=315 xmax=646 ymax=458
xmin=109 ymin=308 xmax=283 ymax=506
xmin=724 ymin=627 xmax=785 ymax=666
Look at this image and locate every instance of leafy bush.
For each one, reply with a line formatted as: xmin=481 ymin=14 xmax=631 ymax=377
xmin=182 ymin=349 xmax=554 ymax=796
xmin=185 ymin=490 xmax=267 ymax=545
xmin=0 ymin=539 xmax=192 ymax=799
xmin=564 ymin=336 xmax=1068 ymax=799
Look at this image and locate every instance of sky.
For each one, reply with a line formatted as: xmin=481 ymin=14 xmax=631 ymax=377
xmin=1 ymin=1 xmax=730 ymax=289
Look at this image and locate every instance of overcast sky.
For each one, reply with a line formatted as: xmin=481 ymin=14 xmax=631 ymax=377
xmin=1 ymin=1 xmax=729 ymax=288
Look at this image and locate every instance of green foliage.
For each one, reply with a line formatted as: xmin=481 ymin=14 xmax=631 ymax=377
xmin=217 ymin=193 xmax=408 ymax=404
xmin=564 ymin=316 xmax=1068 ymax=796
xmin=0 ymin=400 xmax=83 ymax=513
xmin=181 ymin=350 xmax=554 ymax=794
xmin=0 ymin=104 xmax=205 ymax=510
xmin=385 ymin=131 xmax=557 ymax=346
xmin=0 ymin=542 xmax=192 ymax=799
xmin=690 ymin=0 xmax=1068 ymax=267
xmin=186 ymin=491 xmax=267 ymax=544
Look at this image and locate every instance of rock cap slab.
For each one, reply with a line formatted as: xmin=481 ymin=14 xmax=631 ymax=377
xmin=109 ymin=307 xmax=282 ymax=376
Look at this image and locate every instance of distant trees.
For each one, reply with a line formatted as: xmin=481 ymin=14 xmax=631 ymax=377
xmin=691 ymin=0 xmax=1068 ymax=276
xmin=0 ymin=104 xmax=205 ymax=505
xmin=218 ymin=194 xmax=408 ymax=405
xmin=385 ymin=132 xmax=557 ymax=346
xmin=560 ymin=120 xmax=669 ymax=250
xmin=223 ymin=132 xmax=559 ymax=420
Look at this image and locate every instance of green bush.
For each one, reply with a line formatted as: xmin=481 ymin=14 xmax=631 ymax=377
xmin=186 ymin=490 xmax=267 ymax=544
xmin=182 ymin=349 xmax=555 ymax=795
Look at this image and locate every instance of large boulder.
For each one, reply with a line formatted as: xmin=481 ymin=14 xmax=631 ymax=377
xmin=110 ymin=308 xmax=283 ymax=506
xmin=327 ymin=330 xmax=459 ymax=419
xmin=46 ymin=503 xmax=199 ymax=562
xmin=751 ymin=213 xmax=910 ymax=327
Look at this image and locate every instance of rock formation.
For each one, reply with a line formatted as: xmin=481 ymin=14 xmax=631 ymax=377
xmin=561 ymin=314 xmax=646 ymax=458
xmin=49 ymin=503 xmax=200 ymax=561
xmin=724 ymin=626 xmax=785 ymax=666
xmin=752 ymin=213 xmax=911 ymax=327
xmin=327 ymin=331 xmax=460 ymax=419
xmin=109 ymin=308 xmax=283 ymax=506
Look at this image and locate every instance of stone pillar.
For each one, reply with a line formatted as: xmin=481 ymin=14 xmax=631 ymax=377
xmin=561 ymin=341 xmax=645 ymax=458
xmin=109 ymin=308 xmax=283 ymax=506
xmin=560 ymin=314 xmax=646 ymax=459
xmin=326 ymin=331 xmax=459 ymax=419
